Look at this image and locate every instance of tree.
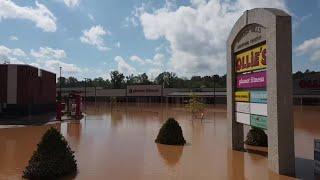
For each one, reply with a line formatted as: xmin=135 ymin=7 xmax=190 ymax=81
xmin=67 ymin=77 xmax=79 ymax=87
xmin=126 ymin=74 xmax=138 ymax=85
xmin=155 ymin=118 xmax=186 ymax=145
xmin=186 ymin=93 xmax=206 ymax=119
xmin=92 ymin=77 xmax=109 ymax=87
xmin=155 ymin=72 xmax=178 ymax=88
xmin=23 ymin=127 xmax=77 ymax=179
xmin=137 ymin=73 xmax=150 ymax=84
xmin=57 ymin=77 xmax=66 ymax=88
xmin=110 ymin=70 xmax=125 ymax=88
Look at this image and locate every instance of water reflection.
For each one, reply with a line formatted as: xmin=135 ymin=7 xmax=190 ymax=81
xmin=0 ymin=103 xmax=319 ymax=179
xmin=156 ymin=144 xmax=184 ymax=166
xmin=0 ymin=124 xmax=61 ymax=179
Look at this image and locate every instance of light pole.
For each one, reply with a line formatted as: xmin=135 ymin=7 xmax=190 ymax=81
xmin=213 ymin=75 xmax=216 ymax=104
xmin=84 ymin=78 xmax=87 ymax=111
xmin=59 ymin=66 xmax=62 ymax=100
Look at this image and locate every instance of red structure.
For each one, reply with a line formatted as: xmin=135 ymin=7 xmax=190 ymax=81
xmin=69 ymin=92 xmax=83 ymax=119
xmin=0 ymin=64 xmax=56 ymax=115
xmin=57 ymin=91 xmax=83 ymax=120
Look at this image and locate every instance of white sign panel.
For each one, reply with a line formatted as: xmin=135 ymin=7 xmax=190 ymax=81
xmin=250 ymin=103 xmax=267 ymax=116
xmin=236 ymin=102 xmax=250 ymax=113
xmin=236 ymin=112 xmax=250 ymax=125
xmin=127 ymin=85 xmax=162 ymax=97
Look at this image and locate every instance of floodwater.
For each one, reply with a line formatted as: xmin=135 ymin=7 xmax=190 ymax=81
xmin=0 ymin=103 xmax=319 ymax=180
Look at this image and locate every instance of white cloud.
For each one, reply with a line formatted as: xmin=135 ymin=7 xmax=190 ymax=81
xmin=123 ymin=3 xmax=150 ymax=27
xmin=6 ymin=57 xmax=25 ymax=64
xmin=293 ymin=13 xmax=312 ymax=30
xmin=311 ymin=50 xmax=320 ymax=61
xmin=31 ymin=59 xmax=81 ymax=75
xmin=130 ymin=53 xmax=166 ymax=67
xmin=138 ymin=0 xmax=288 ymax=76
xmin=295 ymin=36 xmax=320 ymax=62
xmin=295 ymin=37 xmax=320 ymax=55
xmin=30 ymin=47 xmax=66 ymax=60
xmin=88 ymin=13 xmax=95 ymax=21
xmin=0 ymin=45 xmax=27 ymax=64
xmin=130 ymin=55 xmax=145 ymax=64
xmin=64 ymin=0 xmax=80 ymax=8
xmin=0 ymin=44 xmax=81 ymax=75
xmin=29 ymin=46 xmax=81 ymax=74
xmin=191 ymin=0 xmax=207 ymax=7
xmin=114 ymin=56 xmax=136 ymax=75
xmin=80 ymin=25 xmax=110 ymax=51
xmin=115 ymin=42 xmax=121 ymax=48
xmin=0 ymin=0 xmax=57 ymax=32
xmin=0 ymin=45 xmax=26 ymax=57
xmin=9 ymin=35 xmax=18 ymax=41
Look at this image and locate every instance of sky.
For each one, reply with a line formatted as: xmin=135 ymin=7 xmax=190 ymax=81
xmin=0 ymin=0 xmax=320 ymax=80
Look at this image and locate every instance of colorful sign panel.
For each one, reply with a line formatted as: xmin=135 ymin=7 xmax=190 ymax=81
xmin=250 ymin=114 xmax=267 ymax=129
xmin=235 ymin=44 xmax=267 ymax=73
xmin=234 ymin=43 xmax=267 ymax=129
xmin=235 ymin=91 xmax=250 ymax=102
xmin=250 ymin=91 xmax=267 ymax=103
xmin=236 ymin=112 xmax=250 ymax=125
xmin=250 ymin=103 xmax=267 ymax=116
xmin=237 ymin=71 xmax=266 ymax=89
xmin=236 ymin=102 xmax=250 ymax=113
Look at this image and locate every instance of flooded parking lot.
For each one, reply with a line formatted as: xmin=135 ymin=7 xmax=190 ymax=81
xmin=0 ymin=103 xmax=319 ymax=179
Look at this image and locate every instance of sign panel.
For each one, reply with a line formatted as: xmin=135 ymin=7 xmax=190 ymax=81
xmin=233 ymin=24 xmax=266 ymax=53
xmin=235 ymin=91 xmax=250 ymax=102
xmin=127 ymin=85 xmax=162 ymax=96
xmin=235 ymin=44 xmax=266 ymax=73
xmin=250 ymin=114 xmax=267 ymax=129
xmin=236 ymin=102 xmax=250 ymax=113
xmin=251 ymin=91 xmax=267 ymax=103
xmin=237 ymin=71 xmax=266 ymax=89
xmin=250 ymin=103 xmax=267 ymax=116
xmin=236 ymin=112 xmax=250 ymax=125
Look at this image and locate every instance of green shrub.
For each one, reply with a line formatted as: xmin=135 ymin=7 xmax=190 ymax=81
xmin=155 ymin=118 xmax=186 ymax=145
xmin=23 ymin=127 xmax=77 ymax=179
xmin=244 ymin=127 xmax=268 ymax=147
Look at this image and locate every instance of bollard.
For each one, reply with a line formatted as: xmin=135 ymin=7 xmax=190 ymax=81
xmin=56 ymin=102 xmax=62 ymax=121
xmin=315 ymin=139 xmax=320 ymax=175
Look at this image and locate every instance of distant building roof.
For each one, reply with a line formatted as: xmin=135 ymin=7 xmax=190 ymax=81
xmin=166 ymin=91 xmax=226 ymax=97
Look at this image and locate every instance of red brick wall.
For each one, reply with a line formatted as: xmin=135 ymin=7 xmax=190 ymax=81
xmin=16 ymin=65 xmax=56 ymax=105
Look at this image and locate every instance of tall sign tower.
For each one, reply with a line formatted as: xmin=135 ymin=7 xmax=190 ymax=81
xmin=227 ymin=8 xmax=295 ymax=176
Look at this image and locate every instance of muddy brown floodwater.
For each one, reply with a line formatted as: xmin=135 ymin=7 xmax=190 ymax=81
xmin=0 ymin=103 xmax=319 ymax=180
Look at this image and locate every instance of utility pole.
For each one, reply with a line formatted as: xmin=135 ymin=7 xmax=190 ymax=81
xmin=84 ymin=78 xmax=87 ymax=111
xmin=213 ymin=75 xmax=216 ymax=105
xmin=59 ymin=67 xmax=62 ymax=100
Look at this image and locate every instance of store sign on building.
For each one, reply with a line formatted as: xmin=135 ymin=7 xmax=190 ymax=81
xmin=127 ymin=85 xmax=162 ymax=96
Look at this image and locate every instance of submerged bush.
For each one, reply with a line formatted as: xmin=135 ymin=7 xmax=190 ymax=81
xmin=244 ymin=127 xmax=268 ymax=147
xmin=23 ymin=127 xmax=77 ymax=179
xmin=155 ymin=118 xmax=186 ymax=145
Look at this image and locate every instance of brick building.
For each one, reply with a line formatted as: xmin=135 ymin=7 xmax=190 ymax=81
xmin=0 ymin=64 xmax=56 ymax=115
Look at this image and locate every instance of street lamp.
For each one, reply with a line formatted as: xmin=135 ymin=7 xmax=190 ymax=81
xmin=84 ymin=78 xmax=87 ymax=110
xmin=59 ymin=66 xmax=62 ymax=101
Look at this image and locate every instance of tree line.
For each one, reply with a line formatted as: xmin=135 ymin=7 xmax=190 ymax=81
xmin=57 ymin=69 xmax=319 ymax=89
xmin=57 ymin=71 xmax=226 ymax=89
